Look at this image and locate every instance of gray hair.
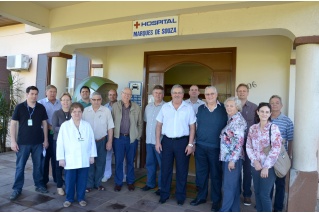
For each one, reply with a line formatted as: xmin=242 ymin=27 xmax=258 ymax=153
xmin=205 ymin=86 xmax=218 ymax=94
xmin=171 ymin=84 xmax=184 ymax=94
xmin=224 ymin=96 xmax=242 ymax=112
xmin=269 ymin=95 xmax=282 ymax=105
xmin=91 ymin=91 xmax=102 ymax=98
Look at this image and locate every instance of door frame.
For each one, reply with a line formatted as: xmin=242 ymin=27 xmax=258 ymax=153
xmin=140 ymin=47 xmax=237 ymax=168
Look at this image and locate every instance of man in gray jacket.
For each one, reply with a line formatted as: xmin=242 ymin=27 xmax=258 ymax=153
xmin=112 ymin=87 xmax=143 ymax=192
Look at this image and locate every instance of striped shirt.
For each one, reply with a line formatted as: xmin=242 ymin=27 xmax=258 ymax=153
xmin=271 ymin=113 xmax=294 ymax=151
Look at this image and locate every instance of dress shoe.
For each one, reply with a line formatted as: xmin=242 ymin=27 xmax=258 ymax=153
xmin=190 ymin=198 xmax=206 ymax=206
xmin=127 ymin=183 xmax=135 ymax=191
xmin=9 ymin=191 xmax=21 ymax=200
xmin=211 ymin=203 xmax=221 ymax=212
xmin=159 ymin=197 xmax=168 ymax=204
xmin=141 ymin=185 xmax=153 ymax=191
xmin=155 ymin=189 xmax=161 ymax=196
xmin=114 ymin=185 xmax=122 ymax=192
xmin=177 ymin=200 xmax=184 ymax=206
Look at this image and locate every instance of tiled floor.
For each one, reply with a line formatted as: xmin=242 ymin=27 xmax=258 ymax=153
xmin=0 ymin=151 xmax=258 ymax=212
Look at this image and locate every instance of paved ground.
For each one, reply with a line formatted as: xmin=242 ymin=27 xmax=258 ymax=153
xmin=0 ymin=151 xmax=258 ymax=212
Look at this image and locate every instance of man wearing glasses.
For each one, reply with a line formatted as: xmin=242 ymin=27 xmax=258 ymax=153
xmin=112 ymin=88 xmax=143 ymax=192
xmin=156 ymin=84 xmax=196 ymax=206
xmin=82 ymin=91 xmax=114 ymax=192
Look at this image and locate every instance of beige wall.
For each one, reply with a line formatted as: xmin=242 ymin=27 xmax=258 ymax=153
xmin=76 ymin=35 xmax=292 ymax=114
xmin=0 ymin=24 xmax=51 ymax=96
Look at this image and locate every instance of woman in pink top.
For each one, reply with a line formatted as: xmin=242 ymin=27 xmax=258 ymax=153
xmin=246 ymin=102 xmax=282 ymax=212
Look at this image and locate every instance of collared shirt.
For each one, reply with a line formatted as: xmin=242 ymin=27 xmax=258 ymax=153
xmin=144 ymin=101 xmax=165 ymax=144
xmin=220 ymin=112 xmax=247 ymax=162
xmin=271 ymin=113 xmax=294 ymax=151
xmin=240 ymin=100 xmax=258 ymax=139
xmin=203 ymin=101 xmax=221 ymax=112
xmin=78 ymin=99 xmax=92 ymax=108
xmin=38 ymin=98 xmax=61 ymax=125
xmin=120 ymin=102 xmax=130 ymax=134
xmin=156 ymin=101 xmax=196 ymax=138
xmin=82 ymin=105 xmax=114 ymax=140
xmin=185 ymin=98 xmax=205 ymax=114
xmin=246 ymin=122 xmax=282 ymax=169
xmin=105 ymin=102 xmax=114 ymax=111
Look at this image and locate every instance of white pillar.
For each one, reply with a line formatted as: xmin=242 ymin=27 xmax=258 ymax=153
xmin=51 ymin=57 xmax=67 ymax=95
xmin=294 ymin=44 xmax=319 ymax=171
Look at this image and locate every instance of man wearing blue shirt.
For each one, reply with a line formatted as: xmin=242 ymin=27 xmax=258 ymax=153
xmin=38 ymin=85 xmax=61 ymax=186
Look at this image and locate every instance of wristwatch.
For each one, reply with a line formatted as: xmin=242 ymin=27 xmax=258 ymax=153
xmin=188 ymin=143 xmax=194 ymax=147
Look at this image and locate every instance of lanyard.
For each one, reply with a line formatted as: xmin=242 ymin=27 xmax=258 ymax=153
xmin=27 ymin=105 xmax=36 ymax=119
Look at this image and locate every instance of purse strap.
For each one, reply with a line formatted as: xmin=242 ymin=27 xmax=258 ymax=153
xmin=269 ymin=124 xmax=273 ymax=146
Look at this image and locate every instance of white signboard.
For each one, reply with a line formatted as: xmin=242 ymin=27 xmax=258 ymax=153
xmin=132 ymin=16 xmax=178 ymax=39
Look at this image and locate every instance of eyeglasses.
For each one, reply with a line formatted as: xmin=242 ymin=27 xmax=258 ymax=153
xmin=91 ymin=98 xmax=102 ymax=101
xmin=205 ymin=93 xmax=215 ymax=96
xmin=172 ymin=92 xmax=183 ymax=95
xmin=122 ymin=92 xmax=132 ymax=96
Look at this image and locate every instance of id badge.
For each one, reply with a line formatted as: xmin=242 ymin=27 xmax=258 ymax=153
xmin=28 ymin=119 xmax=33 ymax=126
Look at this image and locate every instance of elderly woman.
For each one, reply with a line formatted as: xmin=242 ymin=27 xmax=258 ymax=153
xmin=52 ymin=92 xmax=72 ymax=196
xmin=246 ymin=102 xmax=282 ymax=212
xmin=56 ymin=102 xmax=97 ymax=208
xmin=219 ymin=97 xmax=247 ymax=212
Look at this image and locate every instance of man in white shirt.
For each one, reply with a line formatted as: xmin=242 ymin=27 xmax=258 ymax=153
xmin=156 ymin=84 xmax=196 ymax=206
xmin=82 ymin=92 xmax=114 ymax=192
xmin=185 ymin=85 xmax=205 ymax=114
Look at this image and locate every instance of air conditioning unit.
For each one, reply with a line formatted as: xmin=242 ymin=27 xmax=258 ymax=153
xmin=6 ymin=54 xmax=32 ymax=72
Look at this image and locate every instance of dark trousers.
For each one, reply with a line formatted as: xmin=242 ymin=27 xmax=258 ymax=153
xmin=65 ymin=167 xmax=89 ymax=202
xmin=146 ymin=144 xmax=162 ymax=188
xmin=87 ymin=136 xmax=108 ymax=188
xmin=52 ymin=140 xmax=64 ymax=188
xmin=43 ymin=131 xmax=56 ymax=185
xmin=195 ymin=144 xmax=222 ymax=204
xmin=251 ymin=166 xmax=276 ymax=212
xmin=270 ymin=175 xmax=286 ymax=211
xmin=242 ymin=147 xmax=252 ymax=198
xmin=12 ymin=143 xmax=45 ymax=192
xmin=160 ymin=135 xmax=190 ymax=202
xmin=220 ymin=160 xmax=242 ymax=212
xmin=113 ymin=136 xmax=138 ymax=186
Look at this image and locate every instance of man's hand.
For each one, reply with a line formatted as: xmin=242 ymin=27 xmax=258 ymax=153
xmin=11 ymin=141 xmax=19 ymax=152
xmin=106 ymin=141 xmax=112 ymax=151
xmin=185 ymin=145 xmax=194 ymax=156
xmin=155 ymin=143 xmax=162 ymax=154
xmin=43 ymin=140 xmax=49 ymax=149
xmin=90 ymin=157 xmax=94 ymax=164
xmin=59 ymin=160 xmax=66 ymax=167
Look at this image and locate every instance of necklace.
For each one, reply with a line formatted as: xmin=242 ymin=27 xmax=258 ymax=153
xmin=63 ymin=111 xmax=70 ymax=119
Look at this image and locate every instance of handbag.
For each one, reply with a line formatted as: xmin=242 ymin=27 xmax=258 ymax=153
xmin=263 ymin=124 xmax=291 ymax=178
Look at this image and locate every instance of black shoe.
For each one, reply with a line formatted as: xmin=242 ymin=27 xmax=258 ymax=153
xmin=177 ymin=200 xmax=184 ymax=206
xmin=114 ymin=185 xmax=122 ymax=192
xmin=9 ymin=191 xmax=20 ymax=200
xmin=211 ymin=203 xmax=220 ymax=212
xmin=159 ymin=197 xmax=168 ymax=204
xmin=190 ymin=198 xmax=206 ymax=206
xmin=155 ymin=189 xmax=161 ymax=196
xmin=35 ymin=187 xmax=48 ymax=193
xmin=141 ymin=185 xmax=153 ymax=191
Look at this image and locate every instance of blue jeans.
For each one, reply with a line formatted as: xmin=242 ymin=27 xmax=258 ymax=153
xmin=146 ymin=144 xmax=162 ymax=188
xmin=251 ymin=166 xmax=276 ymax=212
xmin=65 ymin=167 xmax=89 ymax=202
xmin=113 ymin=136 xmax=137 ymax=186
xmin=87 ymin=136 xmax=107 ymax=188
xmin=220 ymin=160 xmax=242 ymax=212
xmin=242 ymin=147 xmax=252 ymax=198
xmin=43 ymin=131 xmax=56 ymax=185
xmin=195 ymin=144 xmax=222 ymax=204
xmin=52 ymin=140 xmax=64 ymax=188
xmin=160 ymin=136 xmax=190 ymax=202
xmin=12 ymin=143 xmax=45 ymax=192
xmin=270 ymin=175 xmax=286 ymax=211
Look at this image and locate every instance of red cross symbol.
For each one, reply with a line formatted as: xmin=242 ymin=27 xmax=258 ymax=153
xmin=134 ymin=21 xmax=140 ymax=29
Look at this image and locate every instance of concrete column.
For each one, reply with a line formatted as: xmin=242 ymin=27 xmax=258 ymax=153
xmin=288 ymin=37 xmax=319 ymax=211
xmin=51 ymin=57 xmax=67 ymax=95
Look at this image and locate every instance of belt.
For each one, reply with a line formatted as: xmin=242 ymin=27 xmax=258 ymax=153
xmin=165 ymin=135 xmax=188 ymax=140
xmin=95 ymin=136 xmax=106 ymax=142
xmin=120 ymin=133 xmax=130 ymax=137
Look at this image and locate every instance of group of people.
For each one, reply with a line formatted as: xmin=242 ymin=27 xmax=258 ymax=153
xmin=8 ymin=82 xmax=293 ymax=212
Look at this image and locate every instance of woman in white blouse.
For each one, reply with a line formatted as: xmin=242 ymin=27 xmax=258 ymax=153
xmin=56 ymin=102 xmax=97 ymax=208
